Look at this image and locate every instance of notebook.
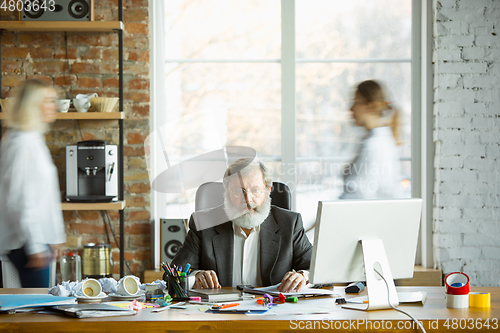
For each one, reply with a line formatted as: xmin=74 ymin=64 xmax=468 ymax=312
xmin=0 ymin=294 xmax=77 ymax=312
xmin=188 ymin=289 xmax=241 ymax=302
xmin=49 ymin=304 xmax=136 ymax=318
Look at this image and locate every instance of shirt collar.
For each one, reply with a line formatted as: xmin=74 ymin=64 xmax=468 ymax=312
xmin=232 ymin=222 xmax=260 ymax=238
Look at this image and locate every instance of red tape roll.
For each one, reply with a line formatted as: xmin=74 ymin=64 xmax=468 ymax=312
xmin=445 ymin=272 xmax=470 ymax=295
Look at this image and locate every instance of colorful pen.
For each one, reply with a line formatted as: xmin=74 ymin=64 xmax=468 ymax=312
xmin=211 ymin=303 xmax=240 ymax=310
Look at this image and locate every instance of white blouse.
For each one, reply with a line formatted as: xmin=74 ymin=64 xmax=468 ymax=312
xmin=340 ymin=126 xmax=404 ymax=200
xmin=0 ymin=130 xmax=66 ymax=256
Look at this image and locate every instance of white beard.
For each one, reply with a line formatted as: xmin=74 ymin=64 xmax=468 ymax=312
xmin=223 ymin=192 xmax=271 ymax=229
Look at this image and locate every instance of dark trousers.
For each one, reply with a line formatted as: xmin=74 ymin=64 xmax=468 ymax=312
xmin=7 ymin=246 xmax=50 ymax=288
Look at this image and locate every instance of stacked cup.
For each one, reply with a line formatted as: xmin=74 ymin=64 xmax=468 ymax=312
xmin=445 ymin=272 xmax=470 ymax=308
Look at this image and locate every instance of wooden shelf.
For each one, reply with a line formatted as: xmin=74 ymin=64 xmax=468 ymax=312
xmin=0 ymin=111 xmax=124 ymax=120
xmin=0 ymin=21 xmax=123 ymax=32
xmin=61 ymin=200 xmax=126 ymax=211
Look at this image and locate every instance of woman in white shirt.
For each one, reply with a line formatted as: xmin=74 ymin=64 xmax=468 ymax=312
xmin=340 ymin=80 xmax=404 ymax=199
xmin=0 ymin=79 xmax=66 ymax=287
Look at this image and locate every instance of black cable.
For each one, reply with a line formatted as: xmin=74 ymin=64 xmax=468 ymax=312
xmin=64 ymin=32 xmax=73 ymax=100
xmin=103 ymin=210 xmax=132 ymax=275
xmin=100 ymin=211 xmax=111 ymax=244
xmin=75 ymin=120 xmax=84 ymax=141
xmin=374 ymin=268 xmax=427 ymax=333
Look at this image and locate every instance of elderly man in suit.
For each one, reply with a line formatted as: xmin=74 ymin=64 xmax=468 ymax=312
xmin=171 ymin=157 xmax=312 ymax=292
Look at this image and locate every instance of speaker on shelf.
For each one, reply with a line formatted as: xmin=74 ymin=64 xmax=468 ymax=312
xmin=160 ymin=219 xmax=187 ymax=264
xmin=21 ymin=0 xmax=94 ymax=21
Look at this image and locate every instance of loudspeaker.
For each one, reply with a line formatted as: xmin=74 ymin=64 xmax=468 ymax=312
xmin=160 ymin=219 xmax=187 ymax=264
xmin=21 ymin=0 xmax=94 ymax=21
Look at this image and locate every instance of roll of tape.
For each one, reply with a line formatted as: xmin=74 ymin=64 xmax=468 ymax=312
xmin=445 ymin=272 xmax=470 ymax=295
xmin=446 ymin=294 xmax=469 ymax=308
xmin=469 ymin=292 xmax=491 ymax=308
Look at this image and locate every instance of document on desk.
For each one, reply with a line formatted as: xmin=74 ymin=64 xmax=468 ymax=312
xmin=50 ymin=304 xmax=136 ymax=318
xmin=244 ymin=284 xmax=339 ymax=298
xmin=346 ymin=291 xmax=427 ymax=305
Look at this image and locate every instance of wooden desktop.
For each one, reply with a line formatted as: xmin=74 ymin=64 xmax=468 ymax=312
xmin=1 ymin=286 xmax=498 ymax=332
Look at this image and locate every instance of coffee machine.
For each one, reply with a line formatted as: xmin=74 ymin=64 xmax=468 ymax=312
xmin=66 ymin=140 xmax=118 ymax=202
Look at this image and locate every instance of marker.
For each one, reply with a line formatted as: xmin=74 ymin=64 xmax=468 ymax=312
xmin=213 ymin=302 xmax=240 ymax=310
xmin=172 ymin=297 xmax=202 ymax=302
xmin=184 ymin=263 xmax=191 ymax=273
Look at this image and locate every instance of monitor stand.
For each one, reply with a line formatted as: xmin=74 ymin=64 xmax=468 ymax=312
xmin=342 ymin=238 xmax=399 ymax=311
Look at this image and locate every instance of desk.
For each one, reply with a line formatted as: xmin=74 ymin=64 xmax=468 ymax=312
xmin=1 ymin=287 xmax=498 ymax=332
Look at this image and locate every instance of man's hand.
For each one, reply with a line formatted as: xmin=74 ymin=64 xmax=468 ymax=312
xmin=277 ymin=270 xmax=307 ymax=293
xmin=25 ymin=251 xmax=50 ymax=270
xmin=193 ymin=270 xmax=221 ymax=289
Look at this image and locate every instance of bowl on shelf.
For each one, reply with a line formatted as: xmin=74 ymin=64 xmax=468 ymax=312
xmin=90 ymin=97 xmax=119 ymax=112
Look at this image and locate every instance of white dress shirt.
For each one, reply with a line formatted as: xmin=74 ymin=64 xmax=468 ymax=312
xmin=232 ymin=223 xmax=262 ymax=287
xmin=0 ymin=130 xmax=66 ymax=255
xmin=341 ymin=126 xmax=404 ymax=200
xmin=190 ymin=221 xmax=309 ymax=288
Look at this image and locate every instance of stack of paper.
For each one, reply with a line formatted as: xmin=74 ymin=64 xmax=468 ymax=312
xmin=243 ymin=284 xmax=338 ymax=298
xmin=49 ymin=304 xmax=136 ymax=318
xmin=0 ymin=294 xmax=76 ymax=312
xmin=188 ymin=289 xmax=241 ymax=302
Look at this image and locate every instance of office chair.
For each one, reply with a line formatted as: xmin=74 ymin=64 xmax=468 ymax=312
xmin=195 ymin=181 xmax=291 ymax=211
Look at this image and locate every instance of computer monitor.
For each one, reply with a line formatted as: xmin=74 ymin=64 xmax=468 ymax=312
xmin=309 ymin=198 xmax=423 ymax=311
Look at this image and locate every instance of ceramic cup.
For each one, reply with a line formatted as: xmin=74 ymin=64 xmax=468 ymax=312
xmin=76 ymin=93 xmax=98 ymax=100
xmin=57 ymin=99 xmax=70 ymax=113
xmin=116 ymin=276 xmax=140 ymax=296
xmin=73 ymin=98 xmax=91 ymax=113
xmin=80 ymin=278 xmax=102 ymax=297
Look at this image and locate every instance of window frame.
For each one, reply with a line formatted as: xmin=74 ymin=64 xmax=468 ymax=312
xmin=149 ymin=0 xmax=433 ymax=268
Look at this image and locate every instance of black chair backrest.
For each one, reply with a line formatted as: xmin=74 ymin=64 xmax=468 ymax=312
xmin=195 ymin=181 xmax=291 ymax=211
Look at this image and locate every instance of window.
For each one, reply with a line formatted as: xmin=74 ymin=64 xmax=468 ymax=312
xmin=151 ymin=0 xmax=415 ymax=245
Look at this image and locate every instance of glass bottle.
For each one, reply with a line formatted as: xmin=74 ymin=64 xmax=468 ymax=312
xmin=60 ymin=251 xmax=82 ymax=282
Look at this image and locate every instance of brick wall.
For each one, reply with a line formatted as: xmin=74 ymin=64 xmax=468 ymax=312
xmin=0 ymin=0 xmax=151 ymax=279
xmin=433 ymin=0 xmax=500 ymax=286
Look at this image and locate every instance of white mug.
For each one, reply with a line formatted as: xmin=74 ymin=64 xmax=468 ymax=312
xmin=73 ymin=98 xmax=91 ymax=113
xmin=57 ymin=99 xmax=70 ymax=113
xmin=116 ymin=276 xmax=140 ymax=296
xmin=79 ymin=278 xmax=102 ymax=297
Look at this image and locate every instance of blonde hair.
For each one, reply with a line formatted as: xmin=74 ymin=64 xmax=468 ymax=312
xmin=356 ymin=80 xmax=400 ymax=144
xmin=5 ymin=79 xmax=52 ymax=132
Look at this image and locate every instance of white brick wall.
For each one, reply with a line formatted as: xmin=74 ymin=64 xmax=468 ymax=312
xmin=433 ymin=0 xmax=500 ymax=286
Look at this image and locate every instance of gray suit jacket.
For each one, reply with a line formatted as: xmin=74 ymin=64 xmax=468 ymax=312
xmin=171 ymin=205 xmax=312 ymax=287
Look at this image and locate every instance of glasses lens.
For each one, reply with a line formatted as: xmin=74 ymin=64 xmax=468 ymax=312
xmin=232 ymin=187 xmax=264 ymax=198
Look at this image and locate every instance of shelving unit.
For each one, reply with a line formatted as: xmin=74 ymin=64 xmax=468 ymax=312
xmin=0 ymin=21 xmax=123 ymax=32
xmin=0 ymin=111 xmax=125 ymax=120
xmin=0 ymin=2 xmax=127 ymax=277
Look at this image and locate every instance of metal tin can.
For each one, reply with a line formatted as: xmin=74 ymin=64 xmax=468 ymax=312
xmin=82 ymin=243 xmax=113 ymax=278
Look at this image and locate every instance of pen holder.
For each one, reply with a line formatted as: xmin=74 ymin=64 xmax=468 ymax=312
xmin=166 ymin=273 xmax=187 ymax=298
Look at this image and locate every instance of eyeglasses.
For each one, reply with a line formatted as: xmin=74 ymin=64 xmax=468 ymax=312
xmin=229 ymin=186 xmax=266 ymax=199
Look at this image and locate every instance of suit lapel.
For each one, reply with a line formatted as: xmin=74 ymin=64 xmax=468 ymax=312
xmin=212 ymin=222 xmax=234 ymax=287
xmin=259 ymin=212 xmax=281 ymax=286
